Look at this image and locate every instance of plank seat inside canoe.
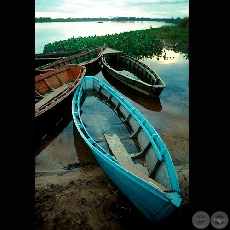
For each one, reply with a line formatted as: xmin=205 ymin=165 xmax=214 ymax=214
xmin=35 ymin=83 xmax=70 ymax=110
xmin=121 ymin=162 xmax=167 ymax=193
xmin=104 ymin=132 xmax=149 ymax=176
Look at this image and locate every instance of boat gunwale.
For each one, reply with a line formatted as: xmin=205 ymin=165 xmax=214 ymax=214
xmin=122 ymin=54 xmax=166 ymax=87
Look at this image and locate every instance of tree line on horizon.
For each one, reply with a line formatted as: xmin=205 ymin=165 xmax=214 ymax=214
xmin=35 ymin=17 xmax=184 ymax=24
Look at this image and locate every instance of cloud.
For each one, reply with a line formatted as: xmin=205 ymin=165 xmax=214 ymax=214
xmin=35 ymin=0 xmax=189 ymax=18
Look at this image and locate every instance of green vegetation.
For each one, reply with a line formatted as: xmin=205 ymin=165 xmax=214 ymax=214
xmin=151 ymin=17 xmax=189 ymax=58
xmin=42 ymin=17 xmax=189 ymax=59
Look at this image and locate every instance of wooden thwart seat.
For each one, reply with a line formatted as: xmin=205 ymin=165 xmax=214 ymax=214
xmin=35 ymin=83 xmax=70 ymax=110
xmin=121 ymin=162 xmax=167 ymax=193
xmin=104 ymin=132 xmax=149 ymax=176
xmin=104 ymin=132 xmax=167 ymax=192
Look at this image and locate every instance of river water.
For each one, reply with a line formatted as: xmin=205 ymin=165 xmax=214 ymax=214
xmin=35 ymin=22 xmax=189 ymax=171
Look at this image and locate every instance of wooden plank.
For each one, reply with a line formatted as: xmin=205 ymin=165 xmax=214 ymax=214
xmin=104 ymin=132 xmax=134 ymax=164
xmin=121 ymin=162 xmax=167 ymax=193
xmin=104 ymin=132 xmax=148 ymax=176
xmin=35 ymin=83 xmax=70 ymax=110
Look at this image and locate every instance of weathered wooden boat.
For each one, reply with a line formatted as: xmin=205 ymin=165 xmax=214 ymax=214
xmin=102 ymin=48 xmax=166 ymax=97
xmin=35 ymin=64 xmax=86 ymax=118
xmin=72 ymin=76 xmax=182 ymax=223
xmin=35 ymin=45 xmax=105 ymax=69
xmin=101 ymin=67 xmax=162 ymax=112
xmin=35 ymin=45 xmax=106 ymax=75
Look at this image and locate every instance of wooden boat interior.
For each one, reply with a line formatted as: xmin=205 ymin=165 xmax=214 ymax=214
xmin=102 ymin=51 xmax=165 ymax=87
xmin=35 ymin=64 xmax=86 ymax=114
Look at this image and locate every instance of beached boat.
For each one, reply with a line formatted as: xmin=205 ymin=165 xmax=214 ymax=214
xmin=35 ymin=64 xmax=86 ymax=118
xmin=35 ymin=45 xmax=106 ymax=75
xmin=102 ymin=48 xmax=166 ymax=97
xmin=72 ymin=76 xmax=182 ymax=223
xmin=35 ymin=46 xmax=105 ymax=69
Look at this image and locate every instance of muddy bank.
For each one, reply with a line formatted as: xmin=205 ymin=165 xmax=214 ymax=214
xmin=35 ymin=161 xmax=189 ymax=230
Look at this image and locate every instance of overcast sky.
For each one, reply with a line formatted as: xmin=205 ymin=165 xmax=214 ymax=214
xmin=35 ymin=0 xmax=189 ymax=19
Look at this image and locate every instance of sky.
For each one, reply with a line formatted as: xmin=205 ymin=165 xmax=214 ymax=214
xmin=35 ymin=0 xmax=189 ymax=19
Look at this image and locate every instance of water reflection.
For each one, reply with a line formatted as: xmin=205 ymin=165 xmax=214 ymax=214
xmin=101 ymin=67 xmax=162 ymax=112
xmin=34 ymin=102 xmax=73 ymax=157
xmin=35 ymin=104 xmax=98 ymax=172
xmin=73 ymin=122 xmax=96 ymax=163
xmin=35 ymin=121 xmax=79 ymax=172
xmin=142 ymin=48 xmax=189 ymax=65
xmin=35 ymin=103 xmax=98 ymax=170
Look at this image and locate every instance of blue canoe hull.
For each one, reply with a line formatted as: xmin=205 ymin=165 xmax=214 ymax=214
xmin=72 ymin=76 xmax=182 ymax=224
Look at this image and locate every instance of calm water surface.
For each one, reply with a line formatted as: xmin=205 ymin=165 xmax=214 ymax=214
xmin=35 ymin=21 xmax=188 ymax=169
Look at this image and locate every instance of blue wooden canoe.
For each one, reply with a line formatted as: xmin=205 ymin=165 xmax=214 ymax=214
xmin=72 ymin=76 xmax=182 ymax=224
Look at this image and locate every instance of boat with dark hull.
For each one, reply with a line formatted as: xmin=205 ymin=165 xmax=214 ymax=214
xmin=35 ymin=46 xmax=106 ymax=75
xmin=72 ymin=76 xmax=182 ymax=224
xmin=102 ymin=48 xmax=166 ymax=97
xmin=35 ymin=46 xmax=105 ymax=69
xmin=101 ymin=67 xmax=162 ymax=112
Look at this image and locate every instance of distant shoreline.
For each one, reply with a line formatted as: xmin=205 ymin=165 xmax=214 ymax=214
xmin=35 ymin=17 xmax=183 ymax=24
